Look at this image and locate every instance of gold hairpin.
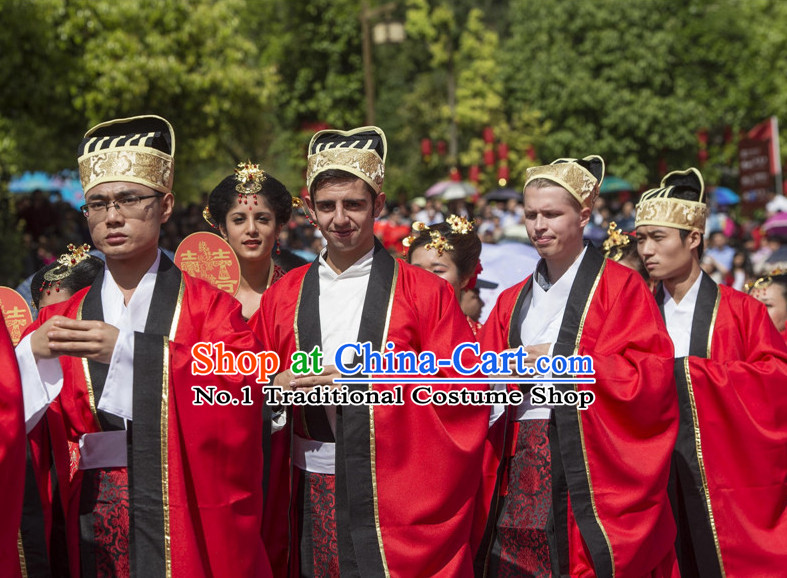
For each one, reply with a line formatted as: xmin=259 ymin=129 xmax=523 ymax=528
xmin=234 ymin=161 xmax=265 ymax=210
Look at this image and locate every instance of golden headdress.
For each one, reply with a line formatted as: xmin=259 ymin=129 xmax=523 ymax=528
xmin=78 ymin=115 xmax=175 ymax=195
xmin=524 ymin=155 xmax=605 ymax=209
xmin=746 ymin=268 xmax=785 ymax=294
xmin=602 ymin=221 xmax=632 ymax=262
xmin=635 ymin=167 xmax=707 ymax=233
xmin=306 ymin=126 xmax=387 ymax=195
xmin=41 ymin=244 xmax=93 ymax=295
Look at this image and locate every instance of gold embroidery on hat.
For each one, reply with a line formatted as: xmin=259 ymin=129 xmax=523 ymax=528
xmin=525 ymin=163 xmax=598 ymax=209
xmin=306 ymin=148 xmax=385 ymax=194
xmin=79 ymin=149 xmax=173 ymax=194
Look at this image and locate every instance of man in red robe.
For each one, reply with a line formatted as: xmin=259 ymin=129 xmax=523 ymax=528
xmin=1 ymin=315 xmax=25 ymax=575
xmin=251 ymin=126 xmax=490 ymax=577
xmin=15 ymin=115 xmax=270 ymax=577
xmin=636 ymin=168 xmax=787 ymax=577
xmin=476 ymin=157 xmax=680 ymax=576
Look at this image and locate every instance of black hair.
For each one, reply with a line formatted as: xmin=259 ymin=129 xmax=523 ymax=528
xmin=406 ymin=221 xmax=482 ymax=281
xmin=31 ymin=256 xmax=103 ymax=309
xmin=208 ymin=170 xmax=293 ymax=229
xmin=309 ymin=169 xmax=377 ymax=201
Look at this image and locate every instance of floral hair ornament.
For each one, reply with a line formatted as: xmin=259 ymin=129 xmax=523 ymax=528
xmin=234 ymin=161 xmax=266 ymax=210
xmin=446 ymin=214 xmax=474 ymax=235
xmin=42 ymin=244 xmax=92 ymax=295
xmin=602 ymin=221 xmax=632 ymax=261
xmin=402 ymin=215 xmax=476 ymax=255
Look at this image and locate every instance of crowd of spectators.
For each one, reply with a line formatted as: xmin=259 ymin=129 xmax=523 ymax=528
xmin=12 ymin=185 xmax=787 ymax=292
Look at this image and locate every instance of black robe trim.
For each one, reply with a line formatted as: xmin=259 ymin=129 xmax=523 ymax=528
xmin=548 ymin=246 xmax=613 ymax=577
xmin=77 ymin=253 xmax=182 ymax=577
xmin=664 ymin=273 xmax=724 ymax=578
xmin=474 ymin=279 xmax=530 ymax=576
xmin=334 ymin=239 xmax=395 ymax=578
xmin=296 ymin=259 xmax=335 ymax=443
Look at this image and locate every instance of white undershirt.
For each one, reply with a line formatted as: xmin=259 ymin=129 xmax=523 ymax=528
xmin=16 ymin=252 xmax=161 ymax=432
xmin=512 ymin=247 xmax=586 ymax=421
xmin=316 ymin=247 xmax=373 ymax=437
xmin=293 ymin=247 xmax=374 ymax=475
xmin=662 ymin=273 xmax=703 ymax=358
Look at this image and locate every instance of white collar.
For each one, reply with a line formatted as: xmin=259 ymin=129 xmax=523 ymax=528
xmin=318 ymin=247 xmax=375 ymax=282
xmin=101 ymin=250 xmax=161 ymax=330
xmin=663 ymin=271 xmax=703 ymax=311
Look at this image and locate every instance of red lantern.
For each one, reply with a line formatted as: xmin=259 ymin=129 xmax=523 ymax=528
xmin=526 ymin=145 xmax=536 ymax=161
xmin=498 ymin=142 xmax=509 ymax=160
xmin=483 ymin=126 xmax=495 ymax=144
xmin=437 ymin=140 xmax=447 ymax=156
xmin=498 ymin=164 xmax=509 ymax=182
xmin=450 ymin=167 xmax=461 ymax=182
xmin=468 ymin=164 xmax=480 ymax=183
xmin=484 ymin=148 xmax=495 ymax=167
xmin=420 ymin=138 xmax=432 ymax=157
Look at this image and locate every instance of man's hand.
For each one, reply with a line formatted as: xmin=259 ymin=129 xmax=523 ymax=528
xmin=289 ymin=364 xmax=342 ymax=393
xmin=502 ymin=343 xmax=552 ymax=375
xmin=31 ymin=316 xmax=119 ymax=364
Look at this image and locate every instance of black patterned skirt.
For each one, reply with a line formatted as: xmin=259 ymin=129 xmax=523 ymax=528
xmin=491 ymin=418 xmax=552 ymax=577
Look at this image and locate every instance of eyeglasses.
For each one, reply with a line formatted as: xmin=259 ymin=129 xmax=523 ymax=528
xmin=80 ymin=194 xmax=163 ymax=218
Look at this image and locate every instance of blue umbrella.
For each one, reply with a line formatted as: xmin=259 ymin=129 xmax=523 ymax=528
xmin=599 ymin=175 xmax=634 ymax=194
xmin=711 ymin=186 xmax=740 ymax=206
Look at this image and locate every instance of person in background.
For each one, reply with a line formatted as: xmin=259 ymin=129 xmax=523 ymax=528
xmin=701 ymin=230 xmax=735 ymax=283
xmin=726 ymin=249 xmax=754 ymax=291
xmin=748 ymin=272 xmax=787 ymax=343
xmin=404 ymin=215 xmax=484 ymax=335
xmin=602 ymin=221 xmax=649 ymax=281
xmin=205 ymin=162 xmax=293 ymax=320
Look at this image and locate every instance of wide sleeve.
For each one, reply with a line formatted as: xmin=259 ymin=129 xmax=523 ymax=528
xmin=166 ymin=284 xmax=271 ymax=577
xmin=0 ymin=315 xmax=26 ymax=575
xmin=681 ymin=295 xmax=787 ymax=575
xmin=559 ymin=274 xmax=679 ymax=575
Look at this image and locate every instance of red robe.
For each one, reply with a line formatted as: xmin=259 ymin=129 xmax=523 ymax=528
xmin=477 ymin=248 xmax=680 ymax=576
xmin=24 ymin=255 xmax=271 ymax=577
xmin=0 ymin=315 xmax=25 ymax=575
xmin=661 ymin=274 xmax=787 ymax=577
xmin=251 ymin=243 xmax=490 ymax=577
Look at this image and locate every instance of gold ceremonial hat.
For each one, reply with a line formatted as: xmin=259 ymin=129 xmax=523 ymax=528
xmin=78 ymin=114 xmax=175 ymax=195
xmin=306 ymin=126 xmax=387 ymax=195
xmin=635 ymin=167 xmax=707 ymax=233
xmin=524 ymin=155 xmax=605 ymax=209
